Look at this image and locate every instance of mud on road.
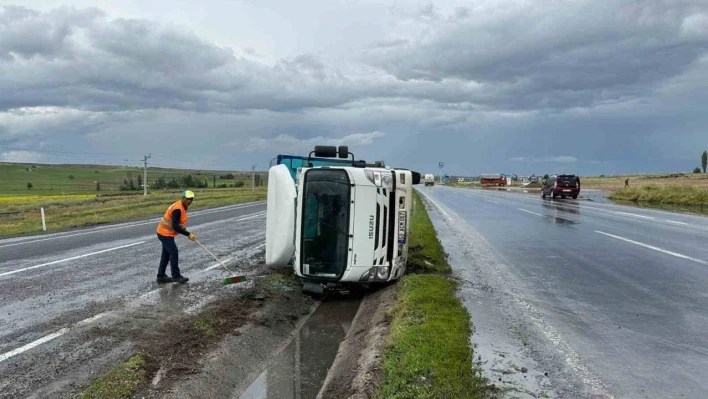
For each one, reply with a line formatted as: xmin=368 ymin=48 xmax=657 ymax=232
xmin=0 ymin=253 xmax=320 ymax=399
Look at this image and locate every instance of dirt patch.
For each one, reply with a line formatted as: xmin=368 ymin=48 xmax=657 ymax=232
xmin=16 ymin=266 xmax=315 ymax=399
xmin=316 ymin=284 xmax=397 ymax=399
xmin=91 ymin=269 xmax=315 ymax=398
xmin=161 ymin=275 xmax=318 ymax=399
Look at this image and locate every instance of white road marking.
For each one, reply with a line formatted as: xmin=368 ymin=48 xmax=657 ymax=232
xmin=201 ymin=257 xmax=236 ymax=272
xmin=609 ymin=211 xmax=654 ymax=220
xmin=485 ymin=199 xmax=500 ymax=204
xmin=139 ymin=288 xmax=162 ymax=299
xmin=415 ymin=189 xmax=454 ymax=220
xmin=0 ymin=202 xmax=265 ymax=249
xmin=518 ymin=208 xmax=543 ymax=217
xmin=0 ymin=312 xmax=109 ymax=363
xmin=222 ymin=212 xmax=266 ymax=223
xmin=666 ymin=220 xmax=689 ymax=226
xmin=0 ymin=241 xmax=145 ymax=278
xmin=595 ymin=231 xmax=708 ymax=266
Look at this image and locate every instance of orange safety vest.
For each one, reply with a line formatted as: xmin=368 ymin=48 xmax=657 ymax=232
xmin=156 ymin=200 xmax=188 ymax=237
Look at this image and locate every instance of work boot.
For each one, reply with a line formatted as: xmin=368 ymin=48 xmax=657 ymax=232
xmin=172 ymin=276 xmax=189 ymax=284
xmin=156 ymin=276 xmax=173 ymax=284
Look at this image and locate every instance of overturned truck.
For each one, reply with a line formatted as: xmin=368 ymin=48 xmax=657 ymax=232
xmin=265 ymin=145 xmax=421 ymax=295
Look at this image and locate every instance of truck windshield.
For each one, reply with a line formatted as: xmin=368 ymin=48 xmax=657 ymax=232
xmin=301 ymin=169 xmax=351 ymax=278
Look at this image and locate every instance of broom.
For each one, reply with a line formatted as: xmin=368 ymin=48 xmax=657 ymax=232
xmin=194 ymin=240 xmax=247 ymax=285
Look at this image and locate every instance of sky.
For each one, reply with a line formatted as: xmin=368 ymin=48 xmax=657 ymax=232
xmin=1 ymin=0 xmax=708 ymax=176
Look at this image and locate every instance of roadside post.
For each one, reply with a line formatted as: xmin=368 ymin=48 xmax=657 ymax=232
xmin=41 ymin=207 xmax=46 ymax=232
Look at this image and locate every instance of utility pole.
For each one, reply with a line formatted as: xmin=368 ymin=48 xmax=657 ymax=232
xmin=143 ymin=154 xmax=151 ymax=196
xmin=251 ymin=165 xmax=257 ymax=191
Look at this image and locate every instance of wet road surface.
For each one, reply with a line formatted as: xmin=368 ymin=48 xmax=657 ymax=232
xmin=418 ymin=186 xmax=708 ymax=399
xmin=0 ymin=201 xmax=266 ymax=363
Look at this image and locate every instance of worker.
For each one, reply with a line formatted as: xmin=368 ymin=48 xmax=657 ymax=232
xmin=625 ymin=178 xmax=629 ymax=188
xmin=155 ymin=191 xmax=196 ymax=283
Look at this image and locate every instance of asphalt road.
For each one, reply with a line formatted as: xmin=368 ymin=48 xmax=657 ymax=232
xmin=418 ymin=186 xmax=708 ymax=399
xmin=0 ymin=201 xmax=266 ymax=362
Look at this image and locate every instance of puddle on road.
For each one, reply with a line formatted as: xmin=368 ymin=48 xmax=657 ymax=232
xmin=580 ymin=189 xmax=610 ymax=203
xmin=237 ymin=297 xmax=360 ymax=399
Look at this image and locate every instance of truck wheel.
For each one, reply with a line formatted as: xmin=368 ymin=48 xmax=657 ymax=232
xmin=542 ymin=192 xmax=546 ymax=199
xmin=572 ymin=195 xmax=578 ymax=199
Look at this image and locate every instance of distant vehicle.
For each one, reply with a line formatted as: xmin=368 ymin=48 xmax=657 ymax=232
xmin=457 ymin=177 xmax=465 ymax=183
xmin=542 ymin=174 xmax=580 ymax=199
xmin=501 ymin=175 xmax=512 ymax=186
xmin=424 ymin=174 xmax=435 ymax=186
xmin=480 ymin=174 xmax=506 ymax=187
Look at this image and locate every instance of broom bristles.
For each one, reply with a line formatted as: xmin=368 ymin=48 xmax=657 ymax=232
xmin=222 ymin=275 xmax=247 ymax=285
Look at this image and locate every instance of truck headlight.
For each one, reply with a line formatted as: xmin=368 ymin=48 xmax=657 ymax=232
xmin=382 ymin=173 xmax=392 ymax=189
xmin=365 ymin=170 xmax=386 ymax=187
xmin=376 ymin=266 xmax=389 ymax=280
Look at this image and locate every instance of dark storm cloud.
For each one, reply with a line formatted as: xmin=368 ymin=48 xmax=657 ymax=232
xmin=366 ymin=0 xmax=708 ymax=110
xmin=1 ymin=2 xmax=708 ymax=175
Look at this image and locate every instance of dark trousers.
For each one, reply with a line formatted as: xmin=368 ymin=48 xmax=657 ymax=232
xmin=157 ymin=234 xmax=182 ymax=278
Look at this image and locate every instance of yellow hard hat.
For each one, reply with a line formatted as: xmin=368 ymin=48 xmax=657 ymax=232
xmin=182 ymin=190 xmax=195 ymax=199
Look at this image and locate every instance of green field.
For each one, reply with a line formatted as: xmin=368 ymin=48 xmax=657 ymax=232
xmin=0 ymin=162 xmax=264 ymax=195
xmin=0 ymin=162 xmax=268 ymax=238
xmin=0 ymin=188 xmax=267 ymax=238
xmin=580 ymin=172 xmax=708 ymax=191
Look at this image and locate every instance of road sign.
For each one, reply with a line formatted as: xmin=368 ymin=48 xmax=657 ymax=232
xmin=439 ymin=162 xmax=444 ymax=168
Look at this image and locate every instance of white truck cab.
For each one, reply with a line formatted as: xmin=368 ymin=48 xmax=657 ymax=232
xmin=266 ymin=146 xmax=420 ymax=295
xmin=424 ymin=174 xmax=435 ymax=186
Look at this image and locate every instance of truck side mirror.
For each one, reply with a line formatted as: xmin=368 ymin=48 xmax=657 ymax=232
xmin=338 ymin=146 xmax=349 ymax=159
xmin=314 ymin=146 xmax=337 ymax=158
xmin=411 ymin=172 xmax=421 ymax=185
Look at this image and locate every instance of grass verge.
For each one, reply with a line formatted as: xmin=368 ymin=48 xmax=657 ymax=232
xmin=81 ymin=354 xmax=147 ymax=399
xmin=608 ymin=185 xmax=708 ymax=208
xmin=0 ymin=188 xmax=266 ymax=238
xmin=380 ymin=191 xmax=495 ymax=399
xmin=406 ymin=192 xmax=451 ymax=274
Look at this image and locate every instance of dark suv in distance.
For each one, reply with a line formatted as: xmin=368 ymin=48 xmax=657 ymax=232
xmin=542 ymin=174 xmax=580 ymax=199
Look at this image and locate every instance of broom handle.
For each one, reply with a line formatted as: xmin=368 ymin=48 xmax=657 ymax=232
xmin=195 ymin=240 xmax=232 ymax=273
